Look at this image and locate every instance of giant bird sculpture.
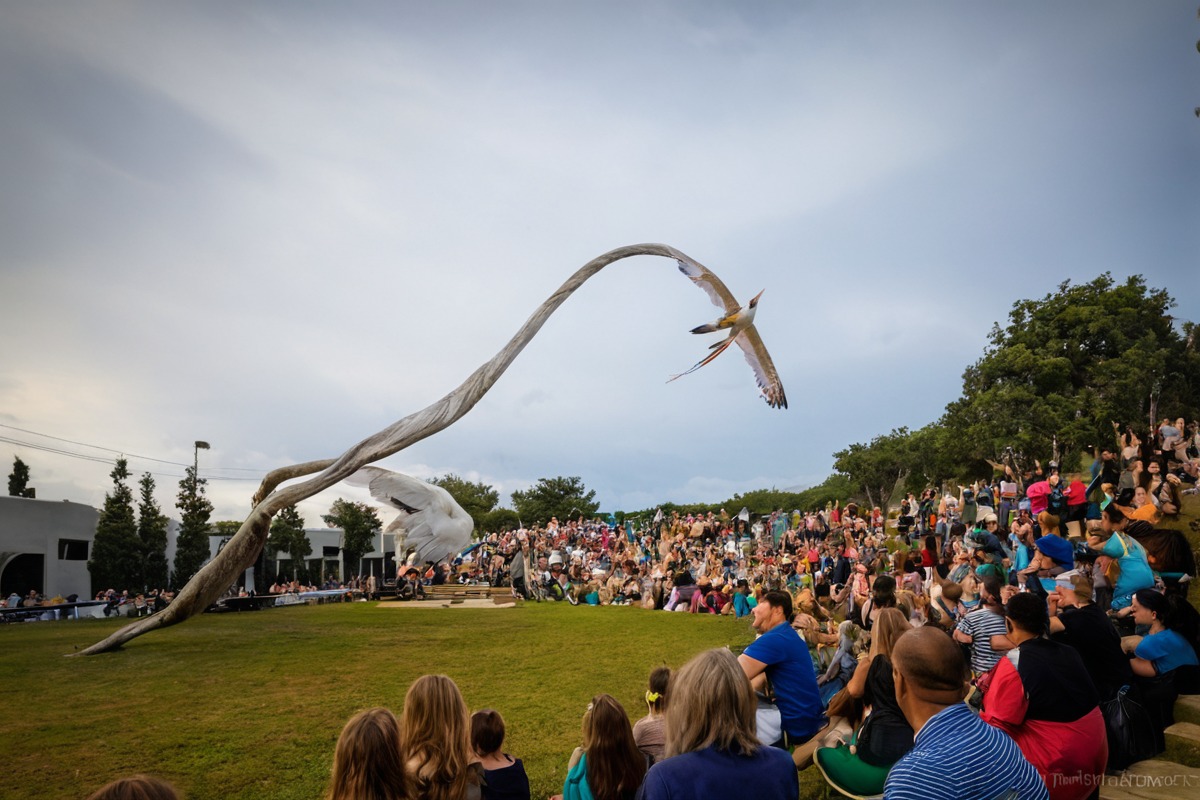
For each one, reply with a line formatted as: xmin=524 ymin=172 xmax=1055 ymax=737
xmin=669 ymin=259 xmax=787 ymax=409
xmin=346 ymin=467 xmax=473 ymax=568
xmin=77 ymin=244 xmax=787 ymax=655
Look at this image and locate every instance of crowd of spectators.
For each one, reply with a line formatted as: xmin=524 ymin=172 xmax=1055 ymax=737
xmin=76 ymin=415 xmax=1200 ymax=799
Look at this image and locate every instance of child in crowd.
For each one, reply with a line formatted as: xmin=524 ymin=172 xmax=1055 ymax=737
xmin=558 ymin=694 xmax=645 ymax=800
xmin=86 ymin=775 xmax=180 ymax=800
xmin=632 ymin=666 xmax=671 ymax=765
xmin=471 ymin=709 xmax=531 ymax=800
xmin=402 ymin=675 xmax=482 ymax=800
xmin=325 ymin=707 xmax=408 ymax=800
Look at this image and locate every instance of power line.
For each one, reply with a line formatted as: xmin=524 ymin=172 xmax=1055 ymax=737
xmin=0 ymin=423 xmax=262 ymax=471
xmin=0 ymin=434 xmax=261 ymax=482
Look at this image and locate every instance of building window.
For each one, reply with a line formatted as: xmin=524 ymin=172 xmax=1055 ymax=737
xmin=58 ymin=539 xmax=89 ymax=561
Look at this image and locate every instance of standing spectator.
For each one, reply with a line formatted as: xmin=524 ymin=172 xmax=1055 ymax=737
xmin=471 ymin=709 xmax=530 ymax=800
xmin=560 ymin=694 xmax=645 ymax=800
xmin=884 ymin=627 xmax=1049 ymax=800
xmin=325 ymin=707 xmax=408 ymax=800
xmin=638 ymin=649 xmax=797 ymax=800
xmin=982 ymin=593 xmax=1107 ymax=800
xmin=401 ymin=675 xmax=482 ymax=800
xmin=632 ymin=666 xmax=670 ymax=765
xmin=737 ymin=590 xmax=825 ymax=747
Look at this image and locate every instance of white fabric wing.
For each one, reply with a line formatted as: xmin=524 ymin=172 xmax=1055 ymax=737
xmin=346 ymin=467 xmax=473 ymax=565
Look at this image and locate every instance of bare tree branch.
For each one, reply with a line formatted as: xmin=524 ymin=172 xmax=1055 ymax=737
xmin=75 ymin=243 xmax=710 ymax=655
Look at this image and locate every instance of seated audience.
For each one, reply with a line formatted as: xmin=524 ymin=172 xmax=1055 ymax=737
xmin=632 ymin=666 xmax=670 ymax=765
xmin=560 ymin=694 xmax=645 ymax=800
xmin=638 ymin=648 xmax=797 ymax=800
xmin=401 ymin=675 xmax=482 ymax=800
xmin=85 ymin=775 xmax=181 ymax=800
xmin=982 ymin=593 xmax=1107 ymax=800
xmin=885 ymin=627 xmax=1049 ymax=800
xmin=1047 ymin=570 xmax=1131 ymax=702
xmin=800 ymin=608 xmax=914 ymax=796
xmin=326 ymin=707 xmax=407 ymax=800
xmin=471 ymin=709 xmax=530 ymax=800
xmin=737 ymin=590 xmax=825 ymax=746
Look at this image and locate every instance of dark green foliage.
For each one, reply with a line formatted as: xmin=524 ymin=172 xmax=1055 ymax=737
xmin=137 ymin=472 xmax=170 ymax=590
xmin=510 ymin=476 xmax=599 ymax=525
xmin=268 ymin=505 xmax=311 ymax=580
xmin=429 ymin=474 xmax=499 ymax=528
xmin=478 ymin=507 xmax=520 ymax=533
xmin=835 ymin=274 xmax=1200 ymax=496
xmin=173 ymin=466 xmax=214 ymax=588
xmin=7 ymin=455 xmax=34 ymax=498
xmin=322 ymin=499 xmax=381 ymax=578
xmin=88 ymin=458 xmax=141 ymax=593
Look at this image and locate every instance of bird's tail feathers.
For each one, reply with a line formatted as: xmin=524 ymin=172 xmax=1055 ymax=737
xmin=667 ymin=337 xmax=736 ymax=383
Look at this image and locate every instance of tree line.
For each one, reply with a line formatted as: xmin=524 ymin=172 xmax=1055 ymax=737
xmin=12 ymin=272 xmax=1194 ymax=592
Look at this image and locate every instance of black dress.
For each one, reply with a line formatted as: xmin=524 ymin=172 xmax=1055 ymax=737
xmin=856 ymin=655 xmax=915 ymax=767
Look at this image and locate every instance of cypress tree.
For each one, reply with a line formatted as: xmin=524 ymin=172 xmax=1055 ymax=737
xmin=88 ymin=458 xmax=141 ymax=593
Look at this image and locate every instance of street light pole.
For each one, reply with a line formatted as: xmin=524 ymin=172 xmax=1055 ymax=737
xmin=193 ymin=440 xmax=210 ymax=477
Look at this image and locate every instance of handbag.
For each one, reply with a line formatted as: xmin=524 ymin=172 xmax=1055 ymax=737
xmin=1101 ymin=685 xmax=1159 ymax=770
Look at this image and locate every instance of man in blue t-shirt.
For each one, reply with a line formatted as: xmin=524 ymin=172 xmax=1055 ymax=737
xmin=737 ymin=590 xmax=824 ymax=748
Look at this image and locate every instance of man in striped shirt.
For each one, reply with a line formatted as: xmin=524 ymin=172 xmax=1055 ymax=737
xmin=885 ymin=627 xmax=1048 ymax=800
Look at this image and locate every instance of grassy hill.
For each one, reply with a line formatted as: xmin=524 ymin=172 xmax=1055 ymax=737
xmin=0 ymin=601 xmax=757 ymax=800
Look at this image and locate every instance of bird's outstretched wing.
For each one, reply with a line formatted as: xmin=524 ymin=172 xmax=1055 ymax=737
xmin=676 ymin=258 xmax=740 ymax=315
xmin=733 ymin=329 xmax=788 ymax=409
xmin=346 ymin=466 xmax=473 ymax=565
xmin=673 ymin=257 xmax=787 ymax=409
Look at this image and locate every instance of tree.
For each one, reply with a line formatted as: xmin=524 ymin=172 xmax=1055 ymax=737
xmin=137 ymin=472 xmax=170 ymax=590
xmin=429 ymin=474 xmax=499 ymax=527
xmin=511 ymin=476 xmax=599 ymax=525
xmin=323 ymin=499 xmax=381 ymax=577
xmin=948 ymin=274 xmax=1200 ymax=470
xmin=268 ymin=505 xmax=311 ymax=580
xmin=478 ymin=507 xmax=520 ymax=533
xmin=7 ymin=456 xmax=34 ymax=498
xmin=88 ymin=458 xmax=141 ymax=593
xmin=833 ymin=428 xmax=918 ymax=510
xmin=173 ymin=466 xmax=214 ymax=588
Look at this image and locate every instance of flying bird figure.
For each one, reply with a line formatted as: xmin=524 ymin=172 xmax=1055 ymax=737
xmin=345 ymin=466 xmax=473 ymax=568
xmin=669 ymin=258 xmax=788 ymax=409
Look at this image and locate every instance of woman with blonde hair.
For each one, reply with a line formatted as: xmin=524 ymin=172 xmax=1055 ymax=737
xmin=326 ymin=707 xmax=408 ymax=800
xmin=401 ymin=675 xmax=481 ymax=800
xmin=560 ymin=694 xmax=645 ymax=800
xmin=638 ymin=649 xmax=796 ymax=800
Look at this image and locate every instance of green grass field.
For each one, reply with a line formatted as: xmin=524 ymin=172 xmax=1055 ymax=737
xmin=0 ymin=601 xmax=761 ymax=800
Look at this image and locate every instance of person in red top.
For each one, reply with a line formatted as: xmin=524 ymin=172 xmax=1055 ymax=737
xmin=982 ymin=593 xmax=1107 ymax=800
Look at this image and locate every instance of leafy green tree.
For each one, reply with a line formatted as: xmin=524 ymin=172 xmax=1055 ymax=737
xmin=947 ymin=274 xmax=1199 ymax=469
xmin=833 ymin=428 xmax=919 ymax=509
xmin=173 ymin=466 xmax=214 ymax=588
xmin=478 ymin=507 xmax=520 ymax=533
xmin=88 ymin=458 xmax=142 ymax=592
xmin=7 ymin=455 xmax=34 ymax=498
xmin=323 ymin=499 xmax=381 ymax=577
xmin=429 ymin=474 xmax=499 ymax=527
xmin=137 ymin=472 xmax=170 ymax=590
xmin=269 ymin=505 xmax=311 ymax=580
xmin=511 ymin=476 xmax=599 ymax=525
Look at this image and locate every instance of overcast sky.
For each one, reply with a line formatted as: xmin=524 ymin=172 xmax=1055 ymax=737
xmin=2 ymin=1 xmax=1197 ymax=528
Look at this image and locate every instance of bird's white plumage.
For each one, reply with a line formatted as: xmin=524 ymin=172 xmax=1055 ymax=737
xmin=345 ymin=466 xmax=473 ymax=566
